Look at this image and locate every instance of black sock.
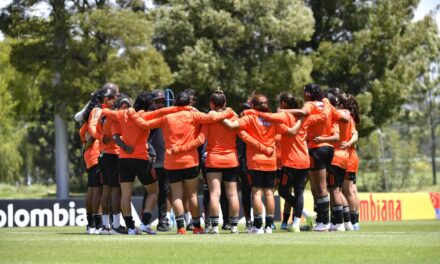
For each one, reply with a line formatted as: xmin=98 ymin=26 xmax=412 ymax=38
xmin=331 ymin=210 xmax=335 ymax=225
xmin=230 ymin=217 xmax=239 ymax=227
xmin=254 ymin=215 xmax=263 ymax=229
xmin=193 ymin=216 xmax=201 ymax=228
xmin=210 ymin=216 xmax=219 ymax=227
xmin=265 ymin=214 xmax=274 ymax=228
xmin=314 ymin=201 xmax=322 ymax=223
xmin=343 ymin=206 xmax=351 ymax=223
xmin=176 ymin=215 xmax=185 ymax=229
xmin=332 ymin=205 xmax=343 ymax=224
xmin=317 ymin=196 xmax=330 ymax=224
xmin=93 ymin=214 xmax=102 ymax=228
xmin=349 ymin=211 xmax=356 ymax=225
xmin=355 ymin=211 xmax=359 ymax=224
xmin=142 ymin=212 xmax=152 ymax=225
xmin=87 ymin=213 xmax=95 ymax=228
xmin=123 ymin=215 xmax=134 ymax=229
xmin=282 ymin=210 xmax=291 ymax=224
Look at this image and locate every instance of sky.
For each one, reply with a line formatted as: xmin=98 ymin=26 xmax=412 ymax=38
xmin=0 ymin=0 xmax=439 ymax=39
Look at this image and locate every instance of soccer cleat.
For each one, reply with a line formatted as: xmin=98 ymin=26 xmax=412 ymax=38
xmin=245 ymin=221 xmax=253 ymax=231
xmin=139 ymin=224 xmax=157 ymax=235
xmin=128 ymin=228 xmax=142 ymax=235
xmin=86 ymin=226 xmax=95 ymax=235
xmin=280 ymin=222 xmax=289 ymax=230
xmin=177 ymin=228 xmax=186 ymax=235
xmin=186 ymin=224 xmax=194 ymax=231
xmin=93 ymin=227 xmax=104 ymax=235
xmin=98 ymin=227 xmax=111 ymax=235
xmin=157 ymin=222 xmax=171 ymax=232
xmin=353 ymin=223 xmax=360 ymax=231
xmin=331 ymin=223 xmax=346 ymax=232
xmin=314 ymin=223 xmax=330 ymax=232
xmin=193 ymin=227 xmax=205 ymax=234
xmin=264 ymin=226 xmax=273 ymax=234
xmin=208 ymin=226 xmax=219 ymax=234
xmin=248 ymin=227 xmax=264 ymax=234
xmin=344 ymin=221 xmax=354 ymax=231
xmin=222 ymin=223 xmax=231 ymax=231
xmin=230 ymin=226 xmax=238 ymax=234
xmin=329 ymin=223 xmax=337 ymax=232
xmin=110 ymin=226 xmax=128 ymax=235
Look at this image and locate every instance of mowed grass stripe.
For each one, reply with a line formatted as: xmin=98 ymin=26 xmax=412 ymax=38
xmin=0 ymin=220 xmax=439 ymax=264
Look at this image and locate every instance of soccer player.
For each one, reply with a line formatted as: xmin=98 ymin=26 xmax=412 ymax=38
xmin=279 ymin=83 xmax=347 ymax=231
xmin=81 ymin=88 xmax=116 ymax=234
xmin=324 ymin=91 xmax=353 ymax=231
xmin=102 ymin=92 xmax=186 ymax=235
xmin=171 ymin=90 xmax=242 ymax=234
xmin=129 ymin=91 xmax=234 ymax=234
xmin=342 ymin=94 xmax=361 ymax=231
xmin=245 ymin=92 xmax=325 ymax=232
xmin=222 ymin=94 xmax=296 ymax=234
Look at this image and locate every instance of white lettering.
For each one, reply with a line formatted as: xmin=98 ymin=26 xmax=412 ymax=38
xmin=54 ymin=203 xmax=69 ymax=226
xmin=14 ymin=209 xmax=30 ymax=227
xmin=69 ymin=202 xmax=75 ymax=226
xmin=0 ymin=209 xmax=6 ymax=227
xmin=8 ymin=204 xmax=13 ymax=227
xmin=76 ymin=208 xmax=87 ymax=226
xmin=30 ymin=209 xmax=53 ymax=227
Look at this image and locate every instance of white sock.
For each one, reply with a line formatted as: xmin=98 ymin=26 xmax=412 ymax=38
xmin=102 ymin=215 xmax=110 ymax=229
xmin=302 ymin=209 xmax=310 ymax=218
xmin=112 ymin=213 xmax=121 ymax=228
xmin=184 ymin=212 xmax=192 ymax=225
xmin=293 ymin=217 xmax=301 ymax=227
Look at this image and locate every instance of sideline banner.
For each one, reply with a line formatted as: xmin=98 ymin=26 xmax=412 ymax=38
xmin=296 ymin=192 xmax=440 ymax=222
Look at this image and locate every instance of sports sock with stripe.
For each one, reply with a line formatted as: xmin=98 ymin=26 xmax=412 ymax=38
xmin=254 ymin=214 xmax=263 ymax=229
xmin=176 ymin=215 xmax=185 ymax=229
xmin=265 ymin=214 xmax=274 ymax=229
xmin=317 ymin=196 xmax=330 ymax=224
xmin=210 ymin=216 xmax=219 ymax=227
xmin=332 ymin=205 xmax=343 ymax=224
xmin=343 ymin=206 xmax=351 ymax=223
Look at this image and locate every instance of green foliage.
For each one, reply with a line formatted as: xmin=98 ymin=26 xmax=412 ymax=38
xmin=151 ymin=0 xmax=315 ymax=108
xmin=0 ymin=41 xmax=25 ymax=183
xmin=309 ymin=1 xmax=440 ymax=134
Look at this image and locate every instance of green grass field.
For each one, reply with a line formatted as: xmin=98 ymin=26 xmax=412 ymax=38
xmin=0 ymin=221 xmax=439 ymax=263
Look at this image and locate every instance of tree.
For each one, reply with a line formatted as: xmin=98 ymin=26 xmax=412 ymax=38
xmin=306 ymin=0 xmax=440 ymax=135
xmin=0 ymin=1 xmax=172 ymax=191
xmin=150 ymin=0 xmax=315 ymax=108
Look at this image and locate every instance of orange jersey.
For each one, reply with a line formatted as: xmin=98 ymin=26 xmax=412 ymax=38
xmin=306 ymin=98 xmax=341 ymax=149
xmin=255 ymin=112 xmax=310 ymax=169
xmin=98 ymin=115 xmax=120 ymax=155
xmin=331 ymin=109 xmax=352 ymax=169
xmin=102 ymin=106 xmax=187 ymax=160
xmin=81 ymin=108 xmax=101 ymax=169
xmin=347 ymin=118 xmax=359 ymax=173
xmin=199 ymin=115 xmax=239 ymax=168
xmin=237 ymin=114 xmax=283 ymax=171
xmin=130 ymin=108 xmax=234 ymax=170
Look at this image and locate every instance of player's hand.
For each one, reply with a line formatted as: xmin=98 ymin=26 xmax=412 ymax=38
xmin=313 ymin=136 xmax=324 ymax=143
xmin=340 ymin=141 xmax=351 ymax=149
xmin=262 ymin=146 xmax=275 ymax=157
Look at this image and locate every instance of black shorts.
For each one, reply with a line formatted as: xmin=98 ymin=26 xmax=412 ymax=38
xmin=166 ymin=166 xmax=199 ymax=184
xmin=87 ymin=165 xmax=102 ymax=187
xmin=249 ymin=170 xmax=276 ymax=189
xmin=345 ymin=172 xmax=357 ymax=184
xmin=99 ymin=153 xmax=120 ymax=187
xmin=276 ymin=169 xmax=283 ymax=180
xmin=280 ymin=167 xmax=308 ymax=188
xmin=327 ymin=165 xmax=345 ymax=188
xmin=118 ymin=158 xmax=156 ymax=185
xmin=205 ymin=167 xmax=238 ymax=182
xmin=309 ymin=146 xmax=334 ymax=171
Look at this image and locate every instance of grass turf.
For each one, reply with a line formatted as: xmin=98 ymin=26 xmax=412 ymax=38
xmin=0 ymin=221 xmax=439 ymax=264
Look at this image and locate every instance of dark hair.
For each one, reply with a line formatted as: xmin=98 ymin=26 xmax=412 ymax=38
xmin=174 ymin=92 xmax=191 ymax=106
xmin=325 ymin=91 xmax=339 ymax=107
xmin=133 ymin=91 xmax=153 ymax=111
xmin=346 ymin=94 xmax=360 ymax=124
xmin=83 ymin=88 xmax=115 ymax=123
xmin=251 ymin=94 xmax=270 ymax=112
xmin=183 ymin=88 xmax=197 ymax=106
xmin=113 ymin=93 xmax=132 ymax=110
xmin=210 ymin=89 xmax=226 ymax=109
xmin=279 ymin=92 xmax=298 ymax=109
xmin=327 ymin=87 xmax=342 ymax=97
xmin=304 ymin=83 xmax=323 ymax=101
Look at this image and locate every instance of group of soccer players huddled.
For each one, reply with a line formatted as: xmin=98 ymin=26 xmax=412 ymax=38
xmin=77 ymin=82 xmax=361 ymax=235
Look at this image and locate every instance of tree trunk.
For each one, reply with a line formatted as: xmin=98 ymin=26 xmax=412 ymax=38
xmin=55 ymin=113 xmax=69 ymax=198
